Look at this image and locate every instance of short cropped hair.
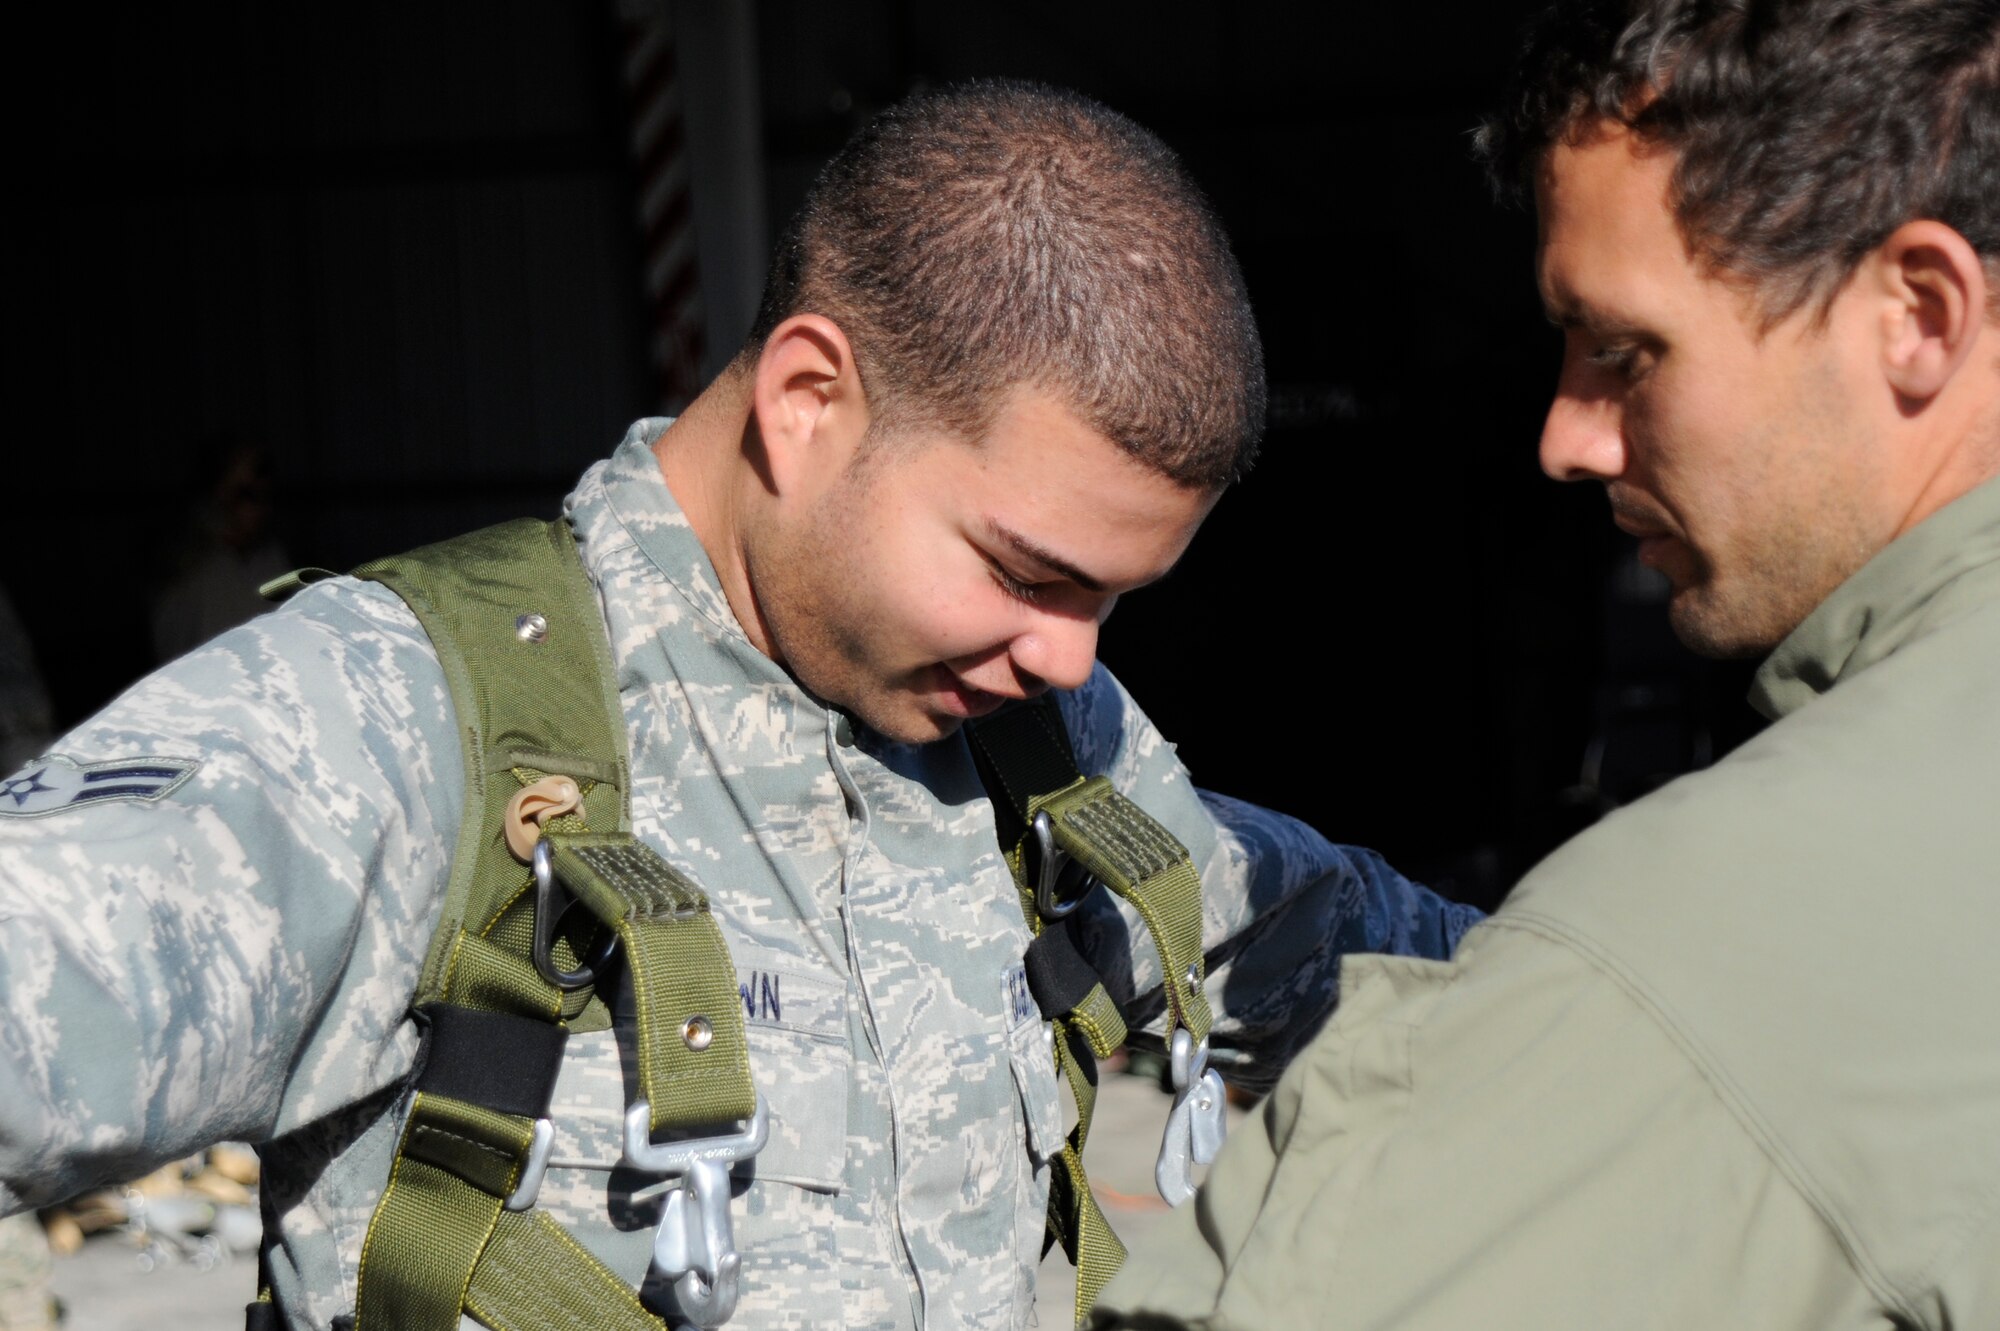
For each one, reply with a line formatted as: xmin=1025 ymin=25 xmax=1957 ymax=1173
xmin=1477 ymin=0 xmax=2000 ymax=322
xmin=744 ymin=80 xmax=1265 ymax=489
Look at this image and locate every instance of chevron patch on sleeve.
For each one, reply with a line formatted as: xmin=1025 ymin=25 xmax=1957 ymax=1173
xmin=0 ymin=754 xmax=200 ymax=818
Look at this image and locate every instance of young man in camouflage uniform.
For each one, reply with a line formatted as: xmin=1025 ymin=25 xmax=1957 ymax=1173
xmin=1093 ymin=1 xmax=2000 ymax=1326
xmin=0 ymin=83 xmax=1479 ymax=1330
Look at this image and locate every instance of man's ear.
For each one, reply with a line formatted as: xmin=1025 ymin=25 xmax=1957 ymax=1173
xmin=750 ymin=314 xmax=870 ymax=493
xmin=1873 ymin=220 xmax=1989 ymax=405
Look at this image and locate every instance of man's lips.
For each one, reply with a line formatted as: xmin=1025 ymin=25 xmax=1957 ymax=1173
xmin=1610 ymin=508 xmax=1670 ymax=541
xmin=1610 ymin=509 xmax=1685 ymax=573
xmin=932 ymin=666 xmax=1010 ymax=719
xmin=1608 ymin=492 xmax=1681 ymax=551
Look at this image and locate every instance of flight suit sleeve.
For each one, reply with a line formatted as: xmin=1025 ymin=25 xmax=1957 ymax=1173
xmin=0 ymin=578 xmax=460 ymax=1215
xmin=1058 ymin=665 xmax=1481 ymax=1091
xmin=1089 ymin=918 xmax=1871 ymax=1330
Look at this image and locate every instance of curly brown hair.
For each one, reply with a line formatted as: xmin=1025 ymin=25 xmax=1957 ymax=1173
xmin=1477 ymin=0 xmax=2000 ymax=323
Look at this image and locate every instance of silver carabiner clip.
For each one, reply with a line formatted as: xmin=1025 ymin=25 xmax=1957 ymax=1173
xmin=625 ymin=1095 xmax=770 ymax=1330
xmin=1155 ymin=1027 xmax=1228 ymax=1206
xmin=1030 ymin=810 xmax=1099 ymax=921
xmin=531 ymin=838 xmax=620 ymax=989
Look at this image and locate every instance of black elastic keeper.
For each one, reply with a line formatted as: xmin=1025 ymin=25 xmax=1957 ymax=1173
xmin=243 ymin=1300 xmax=282 ymax=1331
xmin=1024 ymin=921 xmax=1102 ymax=1019
xmin=414 ymin=1003 xmax=568 ymax=1120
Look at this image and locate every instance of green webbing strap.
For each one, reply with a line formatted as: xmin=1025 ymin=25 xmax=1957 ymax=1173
xmin=257 ymin=566 xmax=338 ymax=602
xmin=356 ymin=1093 xmax=541 ymax=1330
xmin=465 ymin=1211 xmax=665 ymax=1331
xmin=347 ymin=520 xmax=681 ymax=1331
xmin=965 ymin=696 xmax=1085 ymax=849
xmin=354 ymin=519 xmax=630 ymax=1012
xmin=543 ymin=832 xmax=758 ymax=1133
xmin=1048 ymin=1033 xmax=1125 ymax=1313
xmin=964 ymin=697 xmax=1212 ymax=1326
xmin=1028 ymin=777 xmax=1213 ymax=1043
xmin=966 ymin=700 xmax=1210 ymax=1044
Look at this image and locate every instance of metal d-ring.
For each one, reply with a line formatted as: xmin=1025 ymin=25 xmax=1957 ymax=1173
xmin=531 ymin=838 xmax=620 ymax=989
xmin=1030 ymin=810 xmax=1099 ymax=921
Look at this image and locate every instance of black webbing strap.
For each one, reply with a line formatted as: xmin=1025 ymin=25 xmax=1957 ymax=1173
xmin=965 ymin=695 xmax=1082 ymax=855
xmin=965 ymin=696 xmax=1129 ymax=1321
xmin=968 ymin=693 xmax=1219 ymax=1324
xmin=414 ymin=1003 xmax=569 ymax=1121
xmin=1024 ymin=920 xmax=1101 ymax=1018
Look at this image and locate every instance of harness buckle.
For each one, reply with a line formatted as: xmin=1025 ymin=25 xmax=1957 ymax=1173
xmin=1155 ymin=1027 xmax=1228 ymax=1206
xmin=502 ymin=1117 xmax=556 ymax=1212
xmin=623 ymin=1095 xmax=770 ymax=1330
xmin=1029 ymin=810 xmax=1100 ymax=921
xmin=531 ymin=839 xmax=621 ymax=989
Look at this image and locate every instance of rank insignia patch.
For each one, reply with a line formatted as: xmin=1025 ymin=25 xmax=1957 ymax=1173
xmin=0 ymin=755 xmax=200 ymax=818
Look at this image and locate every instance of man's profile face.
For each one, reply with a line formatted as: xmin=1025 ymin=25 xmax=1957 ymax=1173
xmin=752 ymin=387 xmax=1218 ymax=744
xmin=1534 ymin=122 xmax=1891 ymax=657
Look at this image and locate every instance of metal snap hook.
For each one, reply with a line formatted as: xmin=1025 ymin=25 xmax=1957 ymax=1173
xmin=1157 ymin=1027 xmax=1229 ymax=1206
xmin=625 ymin=1096 xmax=770 ymax=1330
xmin=654 ymin=1158 xmax=744 ymax=1328
xmin=531 ymin=838 xmax=620 ymax=989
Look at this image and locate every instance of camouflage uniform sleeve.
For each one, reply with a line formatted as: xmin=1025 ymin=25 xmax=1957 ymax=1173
xmin=0 ymin=578 xmax=459 ymax=1215
xmin=1058 ymin=664 xmax=1481 ymax=1093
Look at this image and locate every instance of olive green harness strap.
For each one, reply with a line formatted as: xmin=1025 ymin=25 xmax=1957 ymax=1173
xmin=466 ymin=1211 xmax=671 ymax=1331
xmin=356 ymin=519 xmax=632 ymax=1017
xmin=342 ymin=520 xmax=756 ymax=1331
xmin=542 ymin=834 xmax=757 ymax=1133
xmin=965 ymin=697 xmax=1214 ymax=1325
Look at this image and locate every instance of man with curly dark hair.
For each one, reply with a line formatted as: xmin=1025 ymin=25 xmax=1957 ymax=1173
xmin=1094 ymin=2 xmax=2000 ymax=1326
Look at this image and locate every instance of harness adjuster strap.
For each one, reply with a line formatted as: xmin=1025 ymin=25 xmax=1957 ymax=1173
xmin=412 ymin=1004 xmax=568 ymax=1212
xmin=532 ymin=838 xmax=622 ymax=989
xmin=1033 ymin=777 xmax=1214 ymax=1043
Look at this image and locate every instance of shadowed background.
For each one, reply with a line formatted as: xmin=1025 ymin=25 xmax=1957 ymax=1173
xmin=9 ymin=1 xmax=1765 ymax=910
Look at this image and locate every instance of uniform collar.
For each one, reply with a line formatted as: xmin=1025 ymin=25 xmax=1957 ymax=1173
xmin=569 ymin=419 xmax=756 ymax=649
xmin=1750 ymin=474 xmax=2000 ymax=719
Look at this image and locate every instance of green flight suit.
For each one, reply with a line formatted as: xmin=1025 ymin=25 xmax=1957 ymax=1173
xmin=1094 ymin=475 xmax=2000 ymax=1330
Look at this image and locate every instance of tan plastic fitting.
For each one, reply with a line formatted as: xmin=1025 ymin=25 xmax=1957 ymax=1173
xmin=503 ymin=774 xmax=583 ymax=862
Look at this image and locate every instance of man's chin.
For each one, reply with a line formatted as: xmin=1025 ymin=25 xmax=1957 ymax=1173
xmin=890 ymin=713 xmax=966 ymax=745
xmin=831 ymin=668 xmax=1008 ymax=745
xmin=845 ymin=697 xmax=966 ymax=746
xmin=1666 ymin=590 xmax=1783 ymax=660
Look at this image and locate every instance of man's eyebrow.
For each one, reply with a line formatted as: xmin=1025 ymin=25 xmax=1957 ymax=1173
xmin=984 ymin=520 xmax=1107 ymax=593
xmin=1541 ymin=288 xmax=1587 ymax=328
xmin=1542 ymin=289 xmax=1643 ymax=337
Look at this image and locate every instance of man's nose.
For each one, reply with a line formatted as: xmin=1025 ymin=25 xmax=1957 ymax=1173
xmin=1011 ymin=614 xmax=1100 ymax=695
xmin=1538 ymin=392 xmax=1627 ymax=483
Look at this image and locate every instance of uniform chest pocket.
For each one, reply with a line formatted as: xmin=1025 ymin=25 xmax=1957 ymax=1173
xmin=1004 ymin=967 xmax=1066 ymax=1165
xmin=541 ymin=953 xmax=851 ymax=1194
xmin=733 ymin=956 xmax=850 ymax=1191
